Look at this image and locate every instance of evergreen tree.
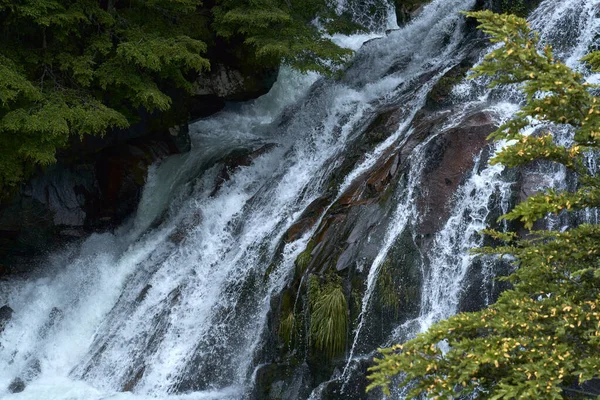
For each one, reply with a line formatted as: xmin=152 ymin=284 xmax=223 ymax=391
xmin=367 ymin=11 xmax=600 ymax=399
xmin=0 ymin=0 xmax=365 ymax=196
xmin=0 ymin=0 xmax=211 ymax=194
xmin=213 ymin=0 xmax=355 ymax=74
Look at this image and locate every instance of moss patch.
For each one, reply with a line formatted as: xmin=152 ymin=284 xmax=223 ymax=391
xmin=308 ymin=275 xmax=348 ymax=359
xmin=295 ymin=240 xmax=315 ymax=278
xmin=426 ymin=65 xmax=470 ymax=110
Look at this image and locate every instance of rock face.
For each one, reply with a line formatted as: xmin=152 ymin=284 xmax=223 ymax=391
xmin=193 ymin=63 xmax=277 ymax=101
xmin=393 ymin=0 xmax=430 ymax=26
xmin=0 ymin=128 xmax=186 ymax=274
xmin=255 ymin=84 xmax=502 ymax=397
xmin=417 ymin=111 xmax=495 ymax=237
xmin=189 ymin=63 xmax=278 ymax=120
xmin=7 ymin=378 xmax=25 ymax=394
xmin=0 ymin=305 xmax=13 ymax=333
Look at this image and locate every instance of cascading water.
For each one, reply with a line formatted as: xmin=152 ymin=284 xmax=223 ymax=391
xmin=0 ymin=0 xmax=598 ymax=399
xmin=334 ymin=0 xmax=600 ymax=397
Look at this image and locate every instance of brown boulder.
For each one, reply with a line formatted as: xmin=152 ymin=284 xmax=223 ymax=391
xmin=417 ymin=111 xmax=495 ymax=236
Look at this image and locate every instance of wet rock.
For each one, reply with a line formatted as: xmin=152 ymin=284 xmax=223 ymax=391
xmin=168 ymin=211 xmax=202 ymax=244
xmin=122 ymin=366 xmax=145 ymax=392
xmin=135 ymin=285 xmax=153 ymax=303
xmin=425 ymin=63 xmax=471 ymax=110
xmin=193 ymin=64 xmax=277 ymax=102
xmin=5 ymin=360 xmax=41 ymax=395
xmin=417 ymin=111 xmax=496 ymax=237
xmin=189 ymin=62 xmax=277 ymax=120
xmin=285 ymin=196 xmax=330 ymax=243
xmin=394 ymin=0 xmax=428 ymax=26
xmin=92 ymin=136 xmax=175 ymax=225
xmin=0 ymin=60 xmax=276 ymax=273
xmin=8 ymin=377 xmax=25 ymax=393
xmin=313 ymin=359 xmax=379 ymax=400
xmin=458 ymin=257 xmax=513 ymax=313
xmin=15 ymin=359 xmax=43 ymax=385
xmin=211 ymin=144 xmax=278 ymax=196
xmin=488 ymin=0 xmax=542 ymax=16
xmin=38 ymin=307 xmax=63 ymax=340
xmin=264 ymin=103 xmax=500 ymax=395
xmin=0 ymin=128 xmax=190 ymax=273
xmin=0 ymin=305 xmax=14 ymax=332
xmin=253 ymin=363 xmax=313 ymax=400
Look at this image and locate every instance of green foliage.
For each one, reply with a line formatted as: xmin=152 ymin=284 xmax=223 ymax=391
xmin=377 ymin=259 xmax=400 ymax=314
xmin=295 ymin=240 xmax=315 ymax=277
xmin=279 ymin=310 xmax=296 ymax=346
xmin=367 ymin=11 xmax=600 ymax=399
xmin=426 ymin=64 xmax=469 ymax=109
xmin=0 ymin=0 xmax=210 ymax=195
xmin=213 ymin=0 xmax=353 ymax=74
xmin=500 ymin=0 xmax=528 ymax=17
xmin=309 ymin=274 xmax=348 ymax=359
xmin=0 ymin=0 xmax=361 ymax=196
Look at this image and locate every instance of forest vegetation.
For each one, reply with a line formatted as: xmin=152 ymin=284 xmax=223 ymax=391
xmin=367 ymin=10 xmax=600 ymax=399
xmin=0 ymin=0 xmax=367 ymax=196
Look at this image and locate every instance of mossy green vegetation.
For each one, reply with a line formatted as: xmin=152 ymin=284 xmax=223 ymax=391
xmin=278 ymin=310 xmax=296 ymax=346
xmin=499 ymin=0 xmax=538 ymax=17
xmin=376 ymin=259 xmax=400 ymax=314
xmin=295 ymin=240 xmax=315 ymax=277
xmin=0 ymin=0 xmax=363 ymax=197
xmin=309 ymin=274 xmax=348 ymax=359
xmin=425 ymin=64 xmax=470 ymax=109
xmin=278 ymin=287 xmax=300 ymax=348
xmin=367 ymin=11 xmax=600 ymax=399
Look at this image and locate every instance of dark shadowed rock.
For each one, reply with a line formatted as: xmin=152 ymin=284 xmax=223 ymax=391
xmin=253 ymin=363 xmax=313 ymax=400
xmin=261 ymin=100 xmax=502 ymax=397
xmin=8 ymin=378 xmax=25 ymax=393
xmin=0 ymin=57 xmax=278 ymax=275
xmin=0 ymin=304 xmax=13 ymax=332
xmin=39 ymin=307 xmax=63 ymax=339
xmin=122 ymin=366 xmax=145 ymax=392
xmin=0 ymin=127 xmax=190 ymax=274
xmin=193 ymin=64 xmax=277 ymax=102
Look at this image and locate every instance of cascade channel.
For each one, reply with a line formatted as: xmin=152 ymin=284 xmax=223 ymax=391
xmin=1 ymin=0 xmax=599 ymax=399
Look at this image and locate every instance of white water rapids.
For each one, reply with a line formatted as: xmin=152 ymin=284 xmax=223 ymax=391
xmin=1 ymin=0 xmax=599 ymax=399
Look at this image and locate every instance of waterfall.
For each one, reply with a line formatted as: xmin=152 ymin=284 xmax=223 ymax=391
xmin=1 ymin=0 xmax=598 ymax=399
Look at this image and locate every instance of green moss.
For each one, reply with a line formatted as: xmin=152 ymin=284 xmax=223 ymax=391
xmin=309 ymin=274 xmax=348 ymax=359
xmin=426 ymin=65 xmax=470 ymax=109
xmin=350 ymin=288 xmax=363 ymax=330
xmin=499 ymin=0 xmax=539 ymax=17
xmin=263 ymin=262 xmax=277 ymax=280
xmin=295 ymin=240 xmax=315 ymax=278
xmin=279 ymin=311 xmax=296 ymax=346
xmin=278 ymin=287 xmax=303 ymax=352
xmin=377 ymin=259 xmax=400 ymax=315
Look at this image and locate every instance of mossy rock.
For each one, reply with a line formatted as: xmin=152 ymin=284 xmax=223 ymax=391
xmin=425 ymin=64 xmax=471 ymax=110
xmin=497 ymin=0 xmax=541 ymax=17
xmin=308 ymin=275 xmax=348 ymax=359
xmin=295 ymin=240 xmax=315 ymax=278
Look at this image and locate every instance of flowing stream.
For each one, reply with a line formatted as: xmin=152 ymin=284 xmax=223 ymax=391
xmin=1 ymin=0 xmax=599 ymax=399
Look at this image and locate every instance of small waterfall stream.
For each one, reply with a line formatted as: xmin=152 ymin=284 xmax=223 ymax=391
xmin=1 ymin=0 xmax=599 ymax=399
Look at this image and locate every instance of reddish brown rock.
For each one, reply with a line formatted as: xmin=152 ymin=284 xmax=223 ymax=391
xmin=285 ymin=196 xmax=330 ymax=243
xmin=417 ymin=111 xmax=495 ymax=236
